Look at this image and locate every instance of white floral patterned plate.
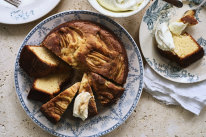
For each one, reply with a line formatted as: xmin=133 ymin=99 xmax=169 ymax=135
xmin=140 ymin=0 xmax=206 ymax=83
xmin=14 ymin=11 xmax=144 ymax=137
xmin=0 ymin=0 xmax=60 ymax=24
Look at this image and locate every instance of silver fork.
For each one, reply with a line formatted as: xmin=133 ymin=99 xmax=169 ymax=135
xmin=4 ymin=0 xmax=21 ymax=7
xmin=192 ymin=0 xmax=206 ymax=10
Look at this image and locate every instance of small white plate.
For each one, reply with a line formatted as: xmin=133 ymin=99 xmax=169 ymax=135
xmin=0 ymin=0 xmax=60 ymax=24
xmin=88 ymin=0 xmax=150 ymax=17
xmin=140 ymin=0 xmax=206 ymax=83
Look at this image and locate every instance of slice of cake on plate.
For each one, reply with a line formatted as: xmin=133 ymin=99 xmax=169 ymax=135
xmin=88 ymin=72 xmax=124 ymax=106
xmin=28 ymin=71 xmax=73 ymax=102
xmin=180 ymin=10 xmax=198 ymax=26
xmin=19 ymin=45 xmax=71 ymax=77
xmin=40 ymin=82 xmax=80 ymax=123
xmin=155 ymin=11 xmax=204 ymax=67
xmin=73 ymin=73 xmax=98 ymax=121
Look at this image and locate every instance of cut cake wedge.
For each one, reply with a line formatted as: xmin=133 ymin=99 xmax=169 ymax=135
xmin=19 ymin=45 xmax=71 ymax=77
xmin=157 ymin=33 xmax=204 ymax=67
xmin=79 ymin=73 xmax=98 ymax=116
xmin=28 ymin=71 xmax=73 ymax=102
xmin=40 ymin=82 xmax=80 ymax=123
xmin=88 ymin=72 xmax=124 ymax=106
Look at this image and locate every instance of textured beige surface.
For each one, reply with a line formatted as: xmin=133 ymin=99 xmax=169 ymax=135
xmin=0 ymin=0 xmax=206 ymax=137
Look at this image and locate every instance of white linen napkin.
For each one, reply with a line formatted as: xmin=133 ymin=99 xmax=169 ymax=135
xmin=144 ymin=64 xmax=206 ymax=115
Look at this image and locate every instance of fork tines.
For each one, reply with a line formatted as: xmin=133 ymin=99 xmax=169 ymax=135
xmin=4 ymin=0 xmax=21 ymax=7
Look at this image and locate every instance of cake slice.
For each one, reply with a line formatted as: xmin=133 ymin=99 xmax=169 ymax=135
xmin=28 ymin=71 xmax=73 ymax=102
xmin=156 ymin=11 xmax=203 ymax=67
xmin=157 ymin=33 xmax=204 ymax=67
xmin=78 ymin=73 xmax=98 ymax=116
xmin=19 ymin=45 xmax=71 ymax=78
xmin=88 ymin=72 xmax=124 ymax=106
xmin=40 ymin=82 xmax=80 ymax=123
xmin=180 ymin=10 xmax=198 ymax=26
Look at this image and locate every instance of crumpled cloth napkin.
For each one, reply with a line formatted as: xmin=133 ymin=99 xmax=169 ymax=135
xmin=144 ymin=64 xmax=206 ymax=115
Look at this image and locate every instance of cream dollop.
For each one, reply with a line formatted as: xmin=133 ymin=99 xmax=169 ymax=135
xmin=97 ymin=0 xmax=142 ymax=12
xmin=169 ymin=21 xmax=188 ymax=35
xmin=73 ymin=92 xmax=92 ymax=121
xmin=155 ymin=22 xmax=175 ymax=51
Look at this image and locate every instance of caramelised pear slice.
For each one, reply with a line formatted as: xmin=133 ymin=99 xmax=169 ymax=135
xmin=79 ymin=73 xmax=98 ymax=116
xmin=40 ymin=82 xmax=80 ymax=123
xmin=88 ymin=72 xmax=124 ymax=106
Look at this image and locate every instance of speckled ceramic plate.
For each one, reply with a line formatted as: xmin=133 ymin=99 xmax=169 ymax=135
xmin=14 ymin=11 xmax=144 ymax=137
xmin=0 ymin=0 xmax=60 ymax=24
xmin=140 ymin=0 xmax=206 ymax=83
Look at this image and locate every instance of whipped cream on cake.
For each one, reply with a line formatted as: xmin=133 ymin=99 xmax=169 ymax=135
xmin=169 ymin=21 xmax=188 ymax=35
xmin=154 ymin=11 xmax=203 ymax=68
xmin=97 ymin=0 xmax=142 ymax=12
xmin=155 ymin=22 xmax=175 ymax=51
xmin=73 ymin=92 xmax=92 ymax=121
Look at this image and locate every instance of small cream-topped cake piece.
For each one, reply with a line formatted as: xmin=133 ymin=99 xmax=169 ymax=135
xmin=78 ymin=73 xmax=98 ymax=117
xmin=169 ymin=10 xmax=198 ymax=36
xmin=73 ymin=92 xmax=92 ymax=121
xmin=155 ymin=10 xmax=204 ymax=67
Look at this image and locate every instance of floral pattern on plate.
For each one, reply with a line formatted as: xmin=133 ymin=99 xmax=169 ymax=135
xmin=14 ymin=11 xmax=144 ymax=137
xmin=0 ymin=0 xmax=60 ymax=24
xmin=140 ymin=0 xmax=206 ymax=83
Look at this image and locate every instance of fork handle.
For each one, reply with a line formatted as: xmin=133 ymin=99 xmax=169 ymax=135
xmin=194 ymin=0 xmax=206 ymax=10
xmin=163 ymin=0 xmax=183 ymax=8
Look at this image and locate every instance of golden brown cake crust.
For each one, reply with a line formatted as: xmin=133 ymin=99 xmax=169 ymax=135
xmin=88 ymin=72 xmax=124 ymax=106
xmin=157 ymin=33 xmax=204 ymax=68
xmin=42 ymin=20 xmax=128 ymax=85
xmin=19 ymin=45 xmax=72 ymax=78
xmin=79 ymin=73 xmax=98 ymax=116
xmin=40 ymin=82 xmax=80 ymax=123
xmin=27 ymin=72 xmax=73 ymax=102
xmin=19 ymin=45 xmax=57 ymax=77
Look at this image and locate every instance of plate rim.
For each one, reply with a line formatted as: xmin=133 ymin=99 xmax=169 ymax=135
xmin=14 ymin=10 xmax=144 ymax=137
xmin=139 ymin=0 xmax=205 ymax=84
xmin=87 ymin=0 xmax=150 ymax=17
xmin=0 ymin=0 xmax=60 ymax=24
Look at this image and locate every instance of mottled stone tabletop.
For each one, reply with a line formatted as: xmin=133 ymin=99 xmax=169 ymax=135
xmin=0 ymin=0 xmax=206 ymax=137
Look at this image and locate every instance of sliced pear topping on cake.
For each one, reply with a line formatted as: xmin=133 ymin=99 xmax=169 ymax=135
xmin=73 ymin=73 xmax=98 ymax=121
xmin=88 ymin=72 xmax=124 ymax=106
xmin=40 ymin=82 xmax=80 ymax=123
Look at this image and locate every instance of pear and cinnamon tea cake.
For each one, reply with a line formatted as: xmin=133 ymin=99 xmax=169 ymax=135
xmin=28 ymin=71 xmax=73 ymax=102
xmin=156 ymin=10 xmax=203 ymax=68
xmin=41 ymin=82 xmax=80 ymax=123
xmin=157 ymin=33 xmax=204 ymax=67
xmin=78 ymin=73 xmax=98 ymax=116
xmin=42 ymin=20 xmax=128 ymax=85
xmin=19 ymin=45 xmax=71 ymax=77
xmin=88 ymin=72 xmax=124 ymax=106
